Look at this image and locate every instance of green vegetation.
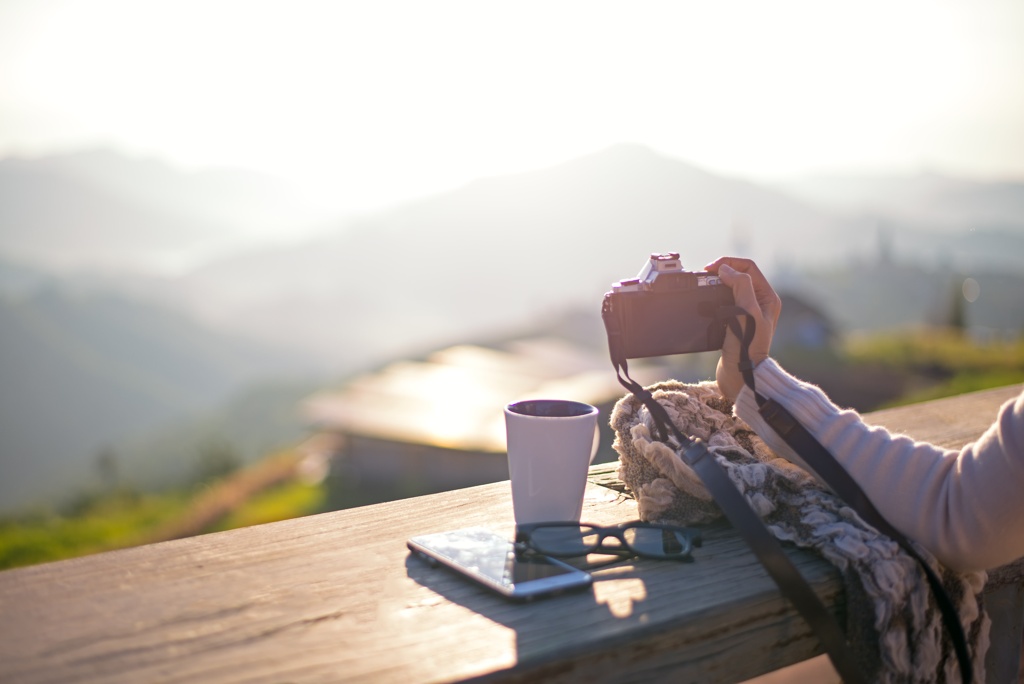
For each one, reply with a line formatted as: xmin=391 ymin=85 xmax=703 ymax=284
xmin=0 ymin=446 xmax=327 ymax=572
xmin=843 ymin=329 xmax=1024 ymax=407
xmin=208 ymin=480 xmax=326 ymax=533
xmin=0 ymin=490 xmax=191 ymax=570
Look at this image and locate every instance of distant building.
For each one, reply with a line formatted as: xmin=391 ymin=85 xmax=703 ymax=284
xmin=774 ymin=292 xmax=839 ymax=351
xmin=303 ymin=338 xmax=648 ymax=509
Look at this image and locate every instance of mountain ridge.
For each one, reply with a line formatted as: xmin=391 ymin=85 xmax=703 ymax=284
xmin=164 ymin=144 xmax=856 ymax=368
xmin=0 ymin=285 xmax=319 ymax=511
xmin=0 ymin=149 xmax=328 ymax=274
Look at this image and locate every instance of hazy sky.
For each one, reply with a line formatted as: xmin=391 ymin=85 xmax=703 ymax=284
xmin=2 ymin=0 xmax=1023 ymax=213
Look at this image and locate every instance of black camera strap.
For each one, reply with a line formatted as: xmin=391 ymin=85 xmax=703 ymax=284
xmin=609 ymin=364 xmax=867 ymax=684
xmin=718 ymin=311 xmax=972 ymax=684
xmin=606 ymin=304 xmax=972 ymax=684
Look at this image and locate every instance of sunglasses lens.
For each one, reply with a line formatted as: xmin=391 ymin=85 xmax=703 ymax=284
xmin=624 ymin=526 xmax=690 ymax=558
xmin=527 ymin=525 xmax=599 ymax=556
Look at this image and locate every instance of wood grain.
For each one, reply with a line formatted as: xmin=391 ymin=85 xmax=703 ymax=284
xmin=0 ymin=384 xmax=1021 ymax=684
xmin=859 ymin=384 xmax=1022 ymax=451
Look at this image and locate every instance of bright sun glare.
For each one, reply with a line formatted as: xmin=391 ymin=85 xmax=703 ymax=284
xmin=1 ymin=0 xmax=1023 ymax=214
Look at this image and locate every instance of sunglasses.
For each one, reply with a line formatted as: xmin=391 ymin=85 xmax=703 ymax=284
xmin=515 ymin=521 xmax=702 ymax=562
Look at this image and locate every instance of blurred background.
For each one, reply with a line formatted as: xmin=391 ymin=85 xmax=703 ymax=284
xmin=2 ymin=0 xmax=1023 ymax=569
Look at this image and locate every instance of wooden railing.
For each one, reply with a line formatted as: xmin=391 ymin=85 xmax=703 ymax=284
xmin=1 ymin=385 xmax=1022 ymax=684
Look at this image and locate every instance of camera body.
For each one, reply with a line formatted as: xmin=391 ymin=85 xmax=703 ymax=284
xmin=602 ymin=253 xmax=735 ymax=360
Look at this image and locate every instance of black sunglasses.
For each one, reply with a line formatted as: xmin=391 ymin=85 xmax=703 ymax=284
xmin=515 ymin=521 xmax=702 ymax=562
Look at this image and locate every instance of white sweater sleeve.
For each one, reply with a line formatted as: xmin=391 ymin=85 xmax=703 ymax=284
xmin=733 ymin=358 xmax=1024 ymax=573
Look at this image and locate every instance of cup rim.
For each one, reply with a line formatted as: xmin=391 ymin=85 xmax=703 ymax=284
xmin=505 ymin=399 xmax=598 ymax=418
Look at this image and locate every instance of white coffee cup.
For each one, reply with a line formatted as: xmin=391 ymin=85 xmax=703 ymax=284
xmin=504 ymin=399 xmax=600 ymax=525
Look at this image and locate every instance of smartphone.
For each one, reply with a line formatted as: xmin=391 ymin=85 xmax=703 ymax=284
xmin=407 ymin=527 xmax=593 ymax=601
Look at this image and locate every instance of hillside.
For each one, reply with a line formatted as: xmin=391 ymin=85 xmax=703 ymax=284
xmin=779 ymin=260 xmax=1024 ymax=337
xmin=776 ymin=172 xmax=1024 ymax=231
xmin=0 ymin=149 xmax=324 ymax=274
xmin=6 ymin=144 xmax=1022 ymax=371
xmin=168 ymin=144 xmax=856 ymax=368
xmin=0 ymin=287 xmax=315 ymax=511
xmin=164 ymin=146 xmax=1024 ymax=370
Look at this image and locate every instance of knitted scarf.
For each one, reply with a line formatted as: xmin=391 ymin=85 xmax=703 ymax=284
xmin=610 ymin=380 xmax=989 ymax=684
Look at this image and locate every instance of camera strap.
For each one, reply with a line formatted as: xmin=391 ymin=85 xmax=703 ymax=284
xmin=606 ymin=306 xmax=972 ymax=684
xmin=609 ymin=363 xmax=867 ymax=683
xmin=718 ymin=310 xmax=972 ymax=684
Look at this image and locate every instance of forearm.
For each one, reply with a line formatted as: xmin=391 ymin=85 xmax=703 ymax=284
xmin=733 ymin=359 xmax=1024 ymax=572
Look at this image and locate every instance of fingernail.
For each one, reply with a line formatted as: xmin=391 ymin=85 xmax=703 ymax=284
xmin=719 ymin=264 xmax=736 ymax=275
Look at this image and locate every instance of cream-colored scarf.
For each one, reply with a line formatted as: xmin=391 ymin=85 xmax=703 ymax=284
xmin=610 ymin=380 xmax=989 ymax=684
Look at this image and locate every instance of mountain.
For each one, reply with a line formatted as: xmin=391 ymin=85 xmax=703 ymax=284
xmin=779 ymin=260 xmax=1024 ymax=337
xmin=775 ymin=172 xmax=1024 ymax=232
xmin=772 ymin=173 xmax=1024 ymax=275
xmin=0 ymin=256 xmax=49 ymax=295
xmin=0 ymin=286 xmax=318 ymax=511
xmin=35 ymin=149 xmax=319 ymax=233
xmin=167 ymin=144 xmax=857 ymax=369
xmin=7 ymin=145 xmax=1021 ymax=373
xmin=0 ymin=149 xmax=325 ymax=274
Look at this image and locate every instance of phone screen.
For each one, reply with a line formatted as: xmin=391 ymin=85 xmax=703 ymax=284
xmin=408 ymin=527 xmax=591 ymax=600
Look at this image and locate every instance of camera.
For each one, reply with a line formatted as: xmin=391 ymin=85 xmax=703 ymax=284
xmin=602 ymin=253 xmax=735 ymax=360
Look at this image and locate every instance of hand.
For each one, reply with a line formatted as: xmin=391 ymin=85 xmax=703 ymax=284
xmin=703 ymin=257 xmax=782 ymax=401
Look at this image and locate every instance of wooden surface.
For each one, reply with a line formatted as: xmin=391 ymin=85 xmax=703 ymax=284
xmin=0 ymin=384 xmax=1021 ymax=684
xmin=859 ymin=384 xmax=1021 ymax=451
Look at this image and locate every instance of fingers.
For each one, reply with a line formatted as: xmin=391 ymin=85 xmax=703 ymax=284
xmin=705 ymin=256 xmax=781 ymax=326
xmin=717 ymin=264 xmax=760 ymax=320
xmin=704 ymin=256 xmax=760 ymax=276
xmin=706 ymin=256 xmax=779 ymax=401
